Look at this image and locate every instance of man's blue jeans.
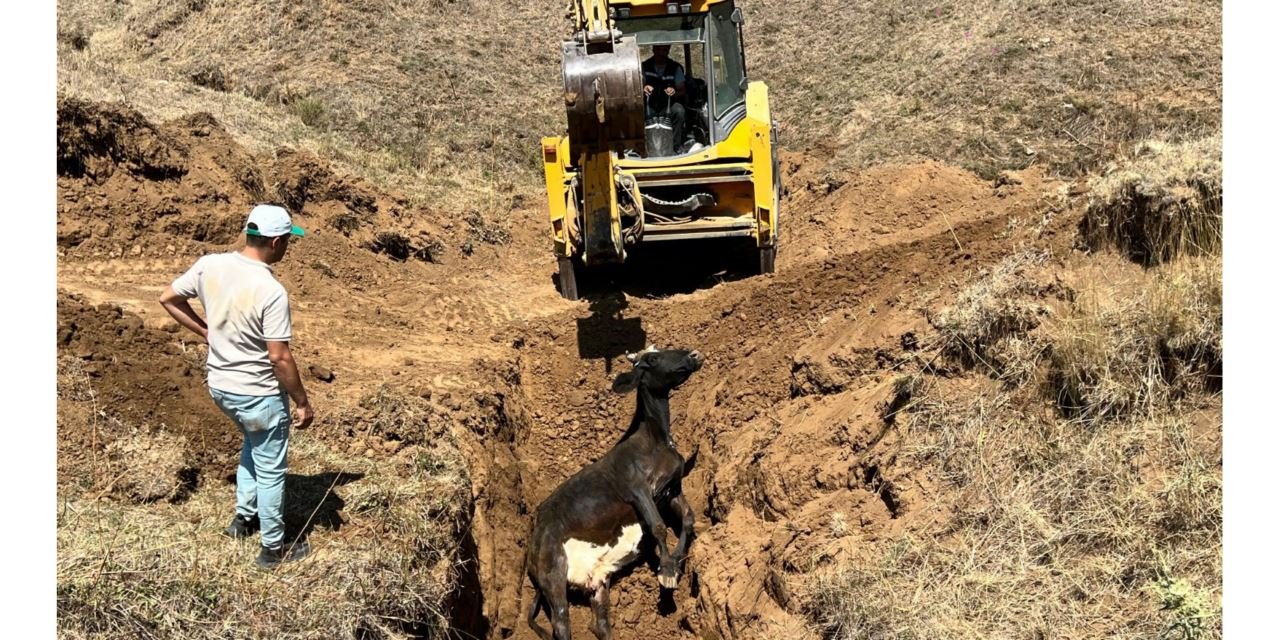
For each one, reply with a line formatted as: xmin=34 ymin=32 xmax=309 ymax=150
xmin=209 ymin=389 xmax=290 ymax=548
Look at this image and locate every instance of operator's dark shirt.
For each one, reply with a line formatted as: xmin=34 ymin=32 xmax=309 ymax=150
xmin=642 ymin=57 xmax=686 ymax=93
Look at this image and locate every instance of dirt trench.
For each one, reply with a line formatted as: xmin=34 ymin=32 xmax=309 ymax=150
xmin=450 ymin=161 xmax=1074 ymax=639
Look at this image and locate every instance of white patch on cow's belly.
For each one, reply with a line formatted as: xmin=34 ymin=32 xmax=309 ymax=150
xmin=564 ymin=524 xmax=643 ymax=589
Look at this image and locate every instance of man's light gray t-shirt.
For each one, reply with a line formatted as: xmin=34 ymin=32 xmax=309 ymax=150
xmin=171 ymin=252 xmax=292 ymax=396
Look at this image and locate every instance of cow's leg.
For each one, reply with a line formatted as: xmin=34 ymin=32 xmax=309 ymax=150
xmin=661 ymin=493 xmax=696 ymax=585
xmin=630 ymin=490 xmax=677 ymax=588
xmin=528 ymin=535 xmax=572 ymax=640
xmin=544 ymin=556 xmax=572 ymax=640
xmin=589 ymin=581 xmax=613 ymax=640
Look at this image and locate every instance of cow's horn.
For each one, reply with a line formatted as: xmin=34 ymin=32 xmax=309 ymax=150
xmin=626 ymin=344 xmax=658 ymax=364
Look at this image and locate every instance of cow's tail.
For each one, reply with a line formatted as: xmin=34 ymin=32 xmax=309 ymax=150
xmin=516 ymin=518 xmax=553 ymax=640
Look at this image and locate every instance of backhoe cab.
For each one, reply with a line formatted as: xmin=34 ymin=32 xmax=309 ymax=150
xmin=543 ymin=0 xmax=780 ymax=300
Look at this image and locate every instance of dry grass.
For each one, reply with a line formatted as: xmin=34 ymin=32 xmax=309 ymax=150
xmin=1082 ymin=135 xmax=1222 ymax=265
xmin=932 ymin=246 xmax=1221 ymax=424
xmin=1047 ymin=255 xmax=1221 ymax=424
xmin=807 ymin=389 xmax=1221 ymax=640
xmin=931 ymin=249 xmax=1055 ymax=384
xmin=56 ymin=375 xmax=474 ymax=639
xmin=57 ymin=436 xmax=472 ymax=640
xmin=806 ymin=249 xmax=1221 ymax=639
xmin=56 ymin=0 xmax=560 ymax=211
xmin=747 ymin=0 xmax=1220 ymax=180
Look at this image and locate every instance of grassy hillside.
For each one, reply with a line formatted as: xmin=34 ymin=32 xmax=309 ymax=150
xmin=57 ymin=0 xmax=563 ymax=210
xmin=57 ymin=0 xmax=1221 ymax=206
xmin=751 ymin=0 xmax=1220 ymax=178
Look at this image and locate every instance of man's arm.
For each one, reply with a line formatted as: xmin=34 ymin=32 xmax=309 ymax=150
xmin=159 ymin=285 xmax=209 ymax=340
xmin=266 ymin=341 xmax=315 ymax=429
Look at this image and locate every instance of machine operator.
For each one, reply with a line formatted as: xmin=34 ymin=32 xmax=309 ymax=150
xmin=642 ymin=44 xmax=688 ymax=152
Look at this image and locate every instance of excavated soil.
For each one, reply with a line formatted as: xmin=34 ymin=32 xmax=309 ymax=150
xmin=56 ymin=101 xmax=1086 ymax=638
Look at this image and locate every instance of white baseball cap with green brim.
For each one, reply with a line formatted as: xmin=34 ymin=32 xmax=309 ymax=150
xmin=244 ymin=204 xmax=306 ymax=238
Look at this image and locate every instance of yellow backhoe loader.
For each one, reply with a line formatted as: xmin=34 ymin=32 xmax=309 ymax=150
xmin=542 ymin=0 xmax=780 ymax=300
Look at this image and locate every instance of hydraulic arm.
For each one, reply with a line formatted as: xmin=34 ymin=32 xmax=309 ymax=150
xmin=561 ymin=1 xmax=644 ymax=265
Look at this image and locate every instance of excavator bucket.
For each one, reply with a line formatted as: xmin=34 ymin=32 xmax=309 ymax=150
xmin=561 ymin=36 xmax=644 ymax=158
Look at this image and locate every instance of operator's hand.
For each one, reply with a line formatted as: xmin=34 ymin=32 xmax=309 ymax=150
xmin=293 ymin=404 xmax=315 ymax=430
xmin=664 ymin=86 xmax=676 ymax=97
xmin=644 ymin=84 xmax=654 ymax=96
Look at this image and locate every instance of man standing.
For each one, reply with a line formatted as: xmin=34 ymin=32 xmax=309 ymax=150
xmin=642 ymin=44 xmax=688 ymax=153
xmin=159 ymin=204 xmax=315 ymax=569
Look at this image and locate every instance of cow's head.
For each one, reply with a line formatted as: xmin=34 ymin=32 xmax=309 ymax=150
xmin=613 ymin=345 xmax=705 ymax=394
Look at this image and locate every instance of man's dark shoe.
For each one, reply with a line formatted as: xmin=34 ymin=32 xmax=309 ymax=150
xmin=255 ymin=540 xmax=310 ymax=570
xmin=223 ymin=514 xmax=260 ymax=539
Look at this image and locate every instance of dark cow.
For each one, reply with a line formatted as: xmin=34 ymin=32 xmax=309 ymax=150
xmin=523 ymin=346 xmax=704 ymax=640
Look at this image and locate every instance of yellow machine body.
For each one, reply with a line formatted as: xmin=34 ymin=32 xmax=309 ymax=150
xmin=543 ymin=0 xmax=780 ymax=298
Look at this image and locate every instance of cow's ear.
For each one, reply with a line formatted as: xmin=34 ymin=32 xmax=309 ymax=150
xmin=612 ymin=371 xmax=640 ymax=393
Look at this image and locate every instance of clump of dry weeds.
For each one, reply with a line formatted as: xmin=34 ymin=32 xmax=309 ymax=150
xmin=1083 ymin=136 xmax=1222 ymax=265
xmin=103 ymin=427 xmax=193 ymax=503
xmin=932 ymin=250 xmax=1056 ymax=385
xmin=1047 ymin=256 xmax=1221 ymax=424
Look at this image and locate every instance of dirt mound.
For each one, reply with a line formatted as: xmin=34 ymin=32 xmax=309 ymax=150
xmin=56 ymin=99 xmax=456 ymax=264
xmin=57 ymin=291 xmax=239 ymax=487
xmin=57 ymin=97 xmax=188 ymax=183
xmin=777 ymin=152 xmax=1056 ymax=267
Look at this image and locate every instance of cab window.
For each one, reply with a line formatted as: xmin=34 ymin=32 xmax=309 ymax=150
xmin=709 ymin=3 xmax=746 ymax=119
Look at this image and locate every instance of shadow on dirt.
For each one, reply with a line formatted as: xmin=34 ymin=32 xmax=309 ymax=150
xmin=447 ymin=525 xmax=488 ymax=640
xmin=576 ymin=291 xmax=648 ymax=375
xmin=567 ymin=237 xmax=760 ymax=371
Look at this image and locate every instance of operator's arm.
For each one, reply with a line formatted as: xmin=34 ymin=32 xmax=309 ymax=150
xmin=674 ymin=65 xmax=687 ymax=96
xmin=267 ymin=341 xmax=314 ymax=428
